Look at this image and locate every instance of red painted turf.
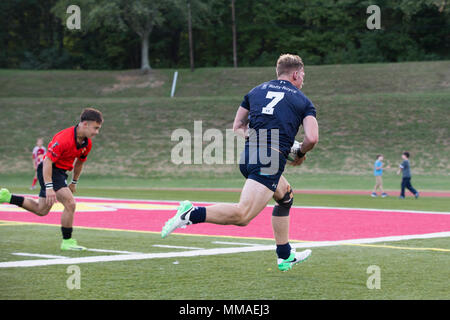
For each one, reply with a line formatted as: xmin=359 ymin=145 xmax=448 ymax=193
xmin=1 ymin=198 xmax=449 ymax=241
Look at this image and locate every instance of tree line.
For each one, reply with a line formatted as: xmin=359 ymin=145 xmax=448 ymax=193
xmin=1 ymin=0 xmax=448 ymax=70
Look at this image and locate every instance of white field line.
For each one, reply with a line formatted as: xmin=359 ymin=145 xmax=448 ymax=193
xmin=11 ymin=253 xmax=68 ymax=259
xmin=152 ymin=245 xmax=204 ymax=250
xmin=86 ymin=248 xmax=143 ymax=254
xmin=212 ymin=241 xmax=262 ymax=246
xmin=1 ymin=231 xmax=449 ymax=268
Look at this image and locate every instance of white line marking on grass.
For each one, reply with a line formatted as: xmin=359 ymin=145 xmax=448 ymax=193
xmin=212 ymin=241 xmax=262 ymax=246
xmin=12 ymin=253 xmax=68 ymax=259
xmin=86 ymin=248 xmax=143 ymax=254
xmin=152 ymin=245 xmax=204 ymax=250
xmin=1 ymin=231 xmax=449 ymax=268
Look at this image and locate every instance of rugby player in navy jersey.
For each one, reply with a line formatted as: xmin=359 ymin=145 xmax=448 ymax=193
xmin=162 ymin=54 xmax=319 ymax=271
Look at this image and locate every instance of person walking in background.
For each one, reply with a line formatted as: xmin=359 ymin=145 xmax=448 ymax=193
xmin=371 ymin=154 xmax=389 ymax=198
xmin=30 ymin=138 xmax=46 ymax=190
xmin=397 ymin=151 xmax=419 ymax=199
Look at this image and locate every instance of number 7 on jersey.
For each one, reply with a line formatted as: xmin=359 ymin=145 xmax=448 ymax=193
xmin=262 ymin=91 xmax=285 ymax=115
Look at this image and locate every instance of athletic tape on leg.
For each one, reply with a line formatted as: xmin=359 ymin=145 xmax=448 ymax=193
xmin=272 ymin=188 xmax=293 ymax=217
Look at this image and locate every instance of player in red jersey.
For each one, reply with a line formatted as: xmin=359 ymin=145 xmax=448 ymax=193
xmin=30 ymin=138 xmax=46 ymax=190
xmin=0 ymin=108 xmax=103 ymax=251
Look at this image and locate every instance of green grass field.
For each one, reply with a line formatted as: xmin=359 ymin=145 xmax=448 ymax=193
xmin=0 ymin=62 xmax=449 ymax=301
xmin=0 ymin=189 xmax=449 ymax=300
xmin=1 ymin=224 xmax=449 ymax=300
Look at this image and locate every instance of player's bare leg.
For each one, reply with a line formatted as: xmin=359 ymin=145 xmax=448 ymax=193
xmin=161 ymin=179 xmax=274 ymax=238
xmin=56 ymin=187 xmax=76 ymax=228
xmin=21 ymin=197 xmax=53 ymax=216
xmin=271 ymin=175 xmax=311 ymax=271
xmin=272 ymin=175 xmax=291 ymax=245
xmin=205 ymin=178 xmax=274 ymax=226
xmin=56 ymin=187 xmax=85 ymax=251
xmin=0 ymin=187 xmax=53 ymax=217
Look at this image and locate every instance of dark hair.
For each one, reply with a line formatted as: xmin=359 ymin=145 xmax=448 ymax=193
xmin=80 ymin=107 xmax=103 ymax=123
xmin=376 ymin=154 xmax=382 ymax=160
xmin=403 ymin=151 xmax=410 ymax=158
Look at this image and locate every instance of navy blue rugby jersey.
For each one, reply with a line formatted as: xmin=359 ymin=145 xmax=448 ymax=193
xmin=240 ymin=79 xmax=316 ymax=157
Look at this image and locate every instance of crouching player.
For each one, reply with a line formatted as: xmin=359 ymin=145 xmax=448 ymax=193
xmin=0 ymin=108 xmax=103 ymax=251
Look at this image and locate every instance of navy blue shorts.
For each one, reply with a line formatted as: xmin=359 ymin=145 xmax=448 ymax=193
xmin=239 ymin=144 xmax=286 ymax=192
xmin=37 ymin=162 xmax=68 ymax=198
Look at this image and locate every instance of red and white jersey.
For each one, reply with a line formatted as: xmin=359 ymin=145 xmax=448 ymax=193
xmin=32 ymin=146 xmax=46 ymax=167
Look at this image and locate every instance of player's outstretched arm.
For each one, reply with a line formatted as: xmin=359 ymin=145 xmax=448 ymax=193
xmin=300 ymin=115 xmax=319 ymax=154
xmin=290 ymin=116 xmax=319 ymax=167
xmin=72 ymin=158 xmax=84 ymax=181
xmin=69 ymin=159 xmax=84 ymax=193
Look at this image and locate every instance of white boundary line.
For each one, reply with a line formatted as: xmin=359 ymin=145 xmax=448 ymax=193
xmin=152 ymin=245 xmax=204 ymax=250
xmin=212 ymin=241 xmax=262 ymax=246
xmin=1 ymin=231 xmax=449 ymax=268
xmin=11 ymin=253 xmax=68 ymax=259
xmin=86 ymin=248 xmax=143 ymax=254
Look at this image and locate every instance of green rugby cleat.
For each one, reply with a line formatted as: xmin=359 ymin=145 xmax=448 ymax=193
xmin=161 ymin=200 xmax=194 ymax=239
xmin=278 ymin=249 xmax=312 ymax=271
xmin=0 ymin=188 xmax=12 ymax=203
xmin=61 ymin=238 xmax=87 ymax=251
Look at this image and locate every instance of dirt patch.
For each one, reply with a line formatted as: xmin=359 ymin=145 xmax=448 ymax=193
xmin=102 ymin=71 xmax=164 ymax=93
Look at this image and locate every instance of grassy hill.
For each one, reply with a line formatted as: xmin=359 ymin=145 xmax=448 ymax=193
xmin=0 ymin=61 xmax=449 ymax=190
xmin=1 ymin=61 xmax=449 ymax=98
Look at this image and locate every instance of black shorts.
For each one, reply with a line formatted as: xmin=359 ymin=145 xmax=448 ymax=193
xmin=239 ymin=143 xmax=286 ymax=192
xmin=37 ymin=162 xmax=68 ymax=198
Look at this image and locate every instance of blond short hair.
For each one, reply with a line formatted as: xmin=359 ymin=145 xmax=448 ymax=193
xmin=276 ymin=54 xmax=304 ymax=77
